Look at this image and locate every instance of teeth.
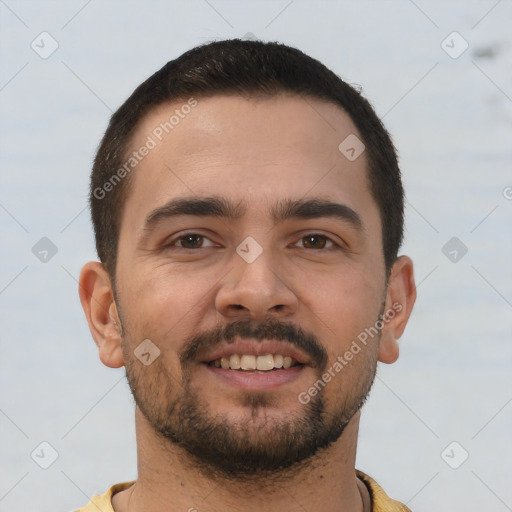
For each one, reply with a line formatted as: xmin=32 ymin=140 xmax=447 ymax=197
xmin=229 ymin=354 xmax=241 ymax=369
xmin=256 ymin=354 xmax=274 ymax=371
xmin=208 ymin=354 xmax=300 ymax=371
xmin=240 ymin=355 xmax=256 ymax=370
xmin=273 ymin=354 xmax=284 ymax=368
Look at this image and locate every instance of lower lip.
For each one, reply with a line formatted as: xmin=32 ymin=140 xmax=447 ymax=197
xmin=203 ymin=364 xmax=306 ymax=390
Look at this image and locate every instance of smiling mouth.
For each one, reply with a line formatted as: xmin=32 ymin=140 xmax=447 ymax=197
xmin=206 ymin=353 xmax=303 ymax=371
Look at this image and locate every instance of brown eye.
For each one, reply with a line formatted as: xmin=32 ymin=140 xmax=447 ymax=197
xmin=301 ymin=234 xmax=331 ymax=249
xmin=164 ymin=232 xmax=217 ymax=251
xmin=178 ymin=234 xmax=204 ymax=248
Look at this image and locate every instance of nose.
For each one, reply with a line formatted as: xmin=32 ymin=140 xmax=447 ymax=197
xmin=214 ymin=243 xmax=298 ymax=321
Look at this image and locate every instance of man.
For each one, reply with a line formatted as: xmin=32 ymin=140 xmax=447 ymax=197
xmin=78 ymin=39 xmax=416 ymax=511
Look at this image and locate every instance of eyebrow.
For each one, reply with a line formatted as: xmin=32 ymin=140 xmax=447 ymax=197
xmin=141 ymin=196 xmax=364 ymax=234
xmin=271 ymin=198 xmax=363 ymax=230
xmin=143 ymin=196 xmax=245 ymax=228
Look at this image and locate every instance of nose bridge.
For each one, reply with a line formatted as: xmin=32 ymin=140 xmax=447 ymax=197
xmin=237 ymin=239 xmax=279 ymax=287
xmin=215 ymin=236 xmax=297 ymax=318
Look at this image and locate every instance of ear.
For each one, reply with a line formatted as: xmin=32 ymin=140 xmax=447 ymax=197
xmin=378 ymin=255 xmax=416 ymax=364
xmin=78 ymin=261 xmax=124 ymax=368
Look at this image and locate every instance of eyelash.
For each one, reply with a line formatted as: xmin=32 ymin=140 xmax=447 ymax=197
xmin=164 ymin=232 xmax=340 ymax=251
xmin=166 ymin=233 xmax=217 ymax=251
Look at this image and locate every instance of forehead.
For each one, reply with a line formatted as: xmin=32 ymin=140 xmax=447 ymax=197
xmin=120 ymin=94 xmax=378 ymax=236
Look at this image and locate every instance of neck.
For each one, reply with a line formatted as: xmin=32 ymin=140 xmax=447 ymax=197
xmin=113 ymin=408 xmax=365 ymax=512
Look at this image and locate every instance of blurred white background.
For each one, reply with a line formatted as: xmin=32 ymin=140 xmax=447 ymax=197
xmin=1 ymin=1 xmax=511 ymax=510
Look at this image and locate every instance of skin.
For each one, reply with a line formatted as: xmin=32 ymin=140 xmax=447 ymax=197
xmin=79 ymin=94 xmax=416 ymax=512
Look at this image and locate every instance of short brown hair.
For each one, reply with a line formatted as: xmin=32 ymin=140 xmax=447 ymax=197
xmin=90 ymin=39 xmax=404 ymax=279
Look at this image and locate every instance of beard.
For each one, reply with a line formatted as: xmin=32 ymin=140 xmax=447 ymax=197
xmin=121 ymin=316 xmax=379 ymax=482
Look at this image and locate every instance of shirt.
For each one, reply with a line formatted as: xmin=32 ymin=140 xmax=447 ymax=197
xmin=75 ymin=470 xmax=411 ymax=512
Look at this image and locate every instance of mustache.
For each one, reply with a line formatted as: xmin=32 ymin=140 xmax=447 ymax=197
xmin=180 ymin=319 xmax=328 ymax=370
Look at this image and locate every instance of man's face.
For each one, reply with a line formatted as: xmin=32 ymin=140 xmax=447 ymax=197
xmin=114 ymin=94 xmax=389 ymax=477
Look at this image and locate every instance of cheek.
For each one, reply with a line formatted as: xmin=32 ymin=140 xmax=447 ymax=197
xmin=297 ymin=263 xmax=383 ymax=347
xmin=118 ymin=265 xmax=217 ymax=351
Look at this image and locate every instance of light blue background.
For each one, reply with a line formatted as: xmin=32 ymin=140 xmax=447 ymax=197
xmin=1 ymin=1 xmax=511 ymax=511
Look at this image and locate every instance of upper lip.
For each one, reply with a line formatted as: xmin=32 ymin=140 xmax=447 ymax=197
xmin=202 ymin=338 xmax=311 ymax=365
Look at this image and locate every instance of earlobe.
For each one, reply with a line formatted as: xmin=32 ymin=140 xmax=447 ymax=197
xmin=78 ymin=262 xmax=125 ymax=368
xmin=378 ymin=256 xmax=416 ymax=364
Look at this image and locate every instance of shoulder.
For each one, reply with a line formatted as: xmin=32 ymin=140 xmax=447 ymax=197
xmin=356 ymin=470 xmax=412 ymax=512
xmin=73 ymin=481 xmax=135 ymax=512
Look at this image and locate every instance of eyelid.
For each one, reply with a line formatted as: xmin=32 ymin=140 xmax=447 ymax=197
xmin=161 ymin=230 xmax=346 ymax=250
xmin=292 ymin=232 xmax=343 ymax=249
xmin=164 ymin=231 xmax=218 ymax=248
